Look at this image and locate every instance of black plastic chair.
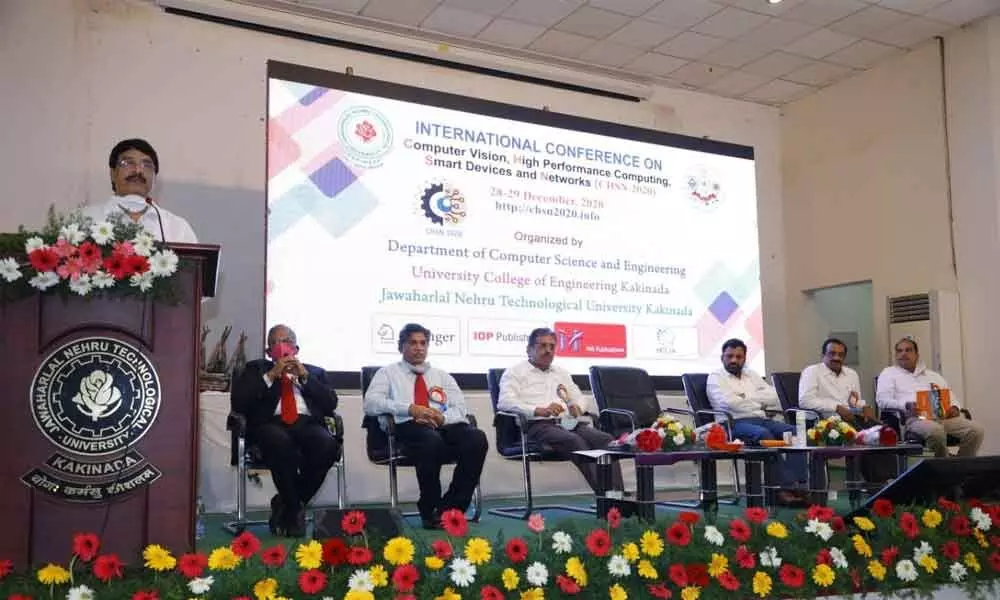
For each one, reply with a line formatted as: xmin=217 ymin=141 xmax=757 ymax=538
xmin=486 ymin=367 xmax=595 ymax=520
xmin=360 ymin=366 xmax=482 ymax=521
xmin=876 ymin=374 xmax=973 ymax=454
xmin=679 ymin=373 xmax=743 ymax=503
xmin=588 ymin=366 xmax=689 ymax=436
xmin=771 ymin=371 xmax=819 ymax=426
xmin=224 ymin=375 xmax=347 ymax=535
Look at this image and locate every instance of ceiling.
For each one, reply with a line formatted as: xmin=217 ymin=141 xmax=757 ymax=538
xmin=223 ymin=0 xmax=1000 ymax=105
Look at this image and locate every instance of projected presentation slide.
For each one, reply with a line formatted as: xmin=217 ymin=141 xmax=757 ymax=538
xmin=266 ymin=63 xmax=763 ymax=375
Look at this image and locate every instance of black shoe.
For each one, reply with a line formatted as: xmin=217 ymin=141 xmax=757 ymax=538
xmin=285 ymin=507 xmax=306 ymax=538
xmin=268 ymin=495 xmax=285 ymax=536
xmin=421 ymin=509 xmax=442 ymax=530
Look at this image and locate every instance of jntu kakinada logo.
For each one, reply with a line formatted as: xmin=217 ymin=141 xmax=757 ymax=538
xmin=337 ymin=105 xmax=394 ymax=169
xmin=687 ymin=166 xmax=723 ymax=209
xmin=418 ymin=181 xmax=467 ymax=226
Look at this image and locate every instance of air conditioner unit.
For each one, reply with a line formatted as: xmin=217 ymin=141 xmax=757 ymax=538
xmin=886 ymin=290 xmax=964 ymax=400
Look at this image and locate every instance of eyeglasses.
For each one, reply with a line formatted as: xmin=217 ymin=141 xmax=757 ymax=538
xmin=117 ymin=158 xmax=156 ymax=171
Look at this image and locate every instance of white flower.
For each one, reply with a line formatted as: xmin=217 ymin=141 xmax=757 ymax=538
xmin=829 ymin=547 xmax=848 ymax=569
xmin=449 ymin=558 xmax=476 ymax=588
xmin=525 ymin=561 xmax=548 ymax=587
xmin=970 ymin=507 xmax=992 ymax=531
xmin=90 ymin=222 xmax=115 ymax=245
xmin=805 ymin=519 xmax=834 ymax=541
xmin=66 ymin=584 xmax=95 ymax=600
xmin=760 ymin=546 xmax=782 ymax=568
xmin=551 ymin=531 xmax=572 ymax=554
xmin=69 ymin=274 xmax=93 ymax=296
xmin=913 ymin=541 xmax=933 ymax=561
xmin=149 ymin=249 xmax=178 ymax=278
xmin=60 ymin=223 xmax=87 ymax=244
xmin=895 ymin=559 xmax=918 ymax=582
xmin=132 ymin=232 xmax=156 ymax=257
xmin=672 ymin=433 xmax=686 ymax=446
xmin=90 ymin=271 xmax=115 ymax=289
xmin=949 ymin=562 xmax=968 ymax=582
xmin=130 ymin=271 xmax=154 ymax=292
xmin=828 ymin=429 xmax=840 ymax=440
xmin=0 ymin=257 xmax=22 ymax=282
xmin=24 ymin=236 xmax=46 ymax=253
xmin=704 ymin=525 xmax=724 ymax=546
xmin=187 ymin=576 xmax=214 ymax=595
xmin=348 ymin=569 xmax=374 ymax=591
xmin=29 ymin=271 xmax=59 ymax=291
xmin=607 ymin=555 xmax=631 ymax=577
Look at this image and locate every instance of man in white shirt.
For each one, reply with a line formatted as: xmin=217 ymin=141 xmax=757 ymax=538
xmin=876 ymin=338 xmax=984 ymax=457
xmin=707 ymin=338 xmax=807 ymax=504
xmin=498 ymin=327 xmax=624 ymax=494
xmin=364 ymin=323 xmax=488 ymax=529
xmin=799 ymin=338 xmax=878 ymax=425
xmin=81 ymin=139 xmax=198 ymax=243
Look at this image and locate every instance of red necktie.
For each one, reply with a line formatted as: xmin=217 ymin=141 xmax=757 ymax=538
xmin=279 ymin=376 xmax=298 ymax=424
xmin=414 ymin=373 xmax=429 ymax=407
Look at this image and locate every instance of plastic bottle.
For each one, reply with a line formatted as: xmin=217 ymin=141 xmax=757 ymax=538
xmin=195 ymin=496 xmax=206 ymax=540
xmin=795 ymin=411 xmax=807 ymax=447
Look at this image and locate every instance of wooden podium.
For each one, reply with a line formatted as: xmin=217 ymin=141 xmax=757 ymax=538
xmin=0 ymin=244 xmax=219 ymax=565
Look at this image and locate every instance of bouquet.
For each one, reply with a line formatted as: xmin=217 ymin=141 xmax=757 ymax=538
xmin=612 ymin=414 xmax=696 ymax=452
xmin=807 ymin=415 xmax=858 ymax=446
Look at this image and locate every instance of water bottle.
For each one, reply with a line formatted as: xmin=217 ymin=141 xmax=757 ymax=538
xmin=195 ymin=496 xmax=206 ymax=540
xmin=795 ymin=411 xmax=807 ymax=448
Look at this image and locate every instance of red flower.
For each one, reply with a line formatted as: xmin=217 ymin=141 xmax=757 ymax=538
xmin=103 ymin=255 xmax=129 ymax=279
xmin=341 ymin=510 xmax=367 ymax=536
xmin=735 ymin=545 xmax=756 ymax=569
xmin=686 ymin=563 xmax=710 ymax=587
xmin=262 ymin=544 xmax=288 ymax=567
xmin=126 ymin=254 xmax=149 ymax=275
xmin=71 ymin=532 xmax=100 ymax=562
xmin=93 ymin=554 xmax=124 ymax=582
xmin=950 ymin=515 xmax=972 ymax=537
xmin=481 ymin=584 xmax=506 ymax=599
xmin=0 ymin=559 xmax=12 ymax=578
xmin=728 ymin=518 xmax=751 ymax=543
xmin=28 ymin=248 xmax=59 ymax=273
xmin=177 ymin=552 xmax=208 ymax=578
xmin=585 ymin=528 xmax=612 ymax=556
xmin=132 ymin=591 xmax=158 ymax=600
xmin=320 ymin=539 xmax=345 ymax=566
xmin=111 ymin=241 xmax=135 ymax=259
xmin=831 ymin=516 xmax=846 ymax=533
xmin=806 ymin=505 xmax=834 ymax=522
xmin=298 ymin=569 xmax=326 ymax=595
xmin=431 ymin=539 xmax=453 ymax=560
xmin=780 ymin=564 xmax=806 ymax=588
xmin=744 ymin=507 xmax=769 ymax=524
xmin=880 ymin=546 xmax=900 ymax=566
xmin=505 ymin=538 xmax=528 ymax=563
xmin=347 ymin=546 xmax=373 ymax=566
xmin=989 ymin=551 xmax=1000 ymax=572
xmin=678 ymin=511 xmax=700 ymax=526
xmin=8 ymin=595 xmax=32 ymax=600
xmin=668 ymin=564 xmax=688 ymax=587
xmin=440 ymin=509 xmax=468 ymax=537
xmin=942 ymin=541 xmax=961 ymax=561
xmin=938 ymin=497 xmax=961 ymax=513
xmin=392 ymin=564 xmax=419 ymax=592
xmin=77 ymin=241 xmax=101 ymax=268
xmin=647 ymin=583 xmax=673 ymax=599
xmin=231 ymin=531 xmax=260 ymax=559
xmin=718 ymin=571 xmax=740 ymax=591
xmin=969 ymin=498 xmax=984 ymax=508
xmin=555 ymin=574 xmax=581 ymax=594
xmin=666 ymin=522 xmax=691 ymax=547
xmin=606 ymin=507 xmax=622 ymax=529
xmin=899 ymin=512 xmax=920 ymax=539
xmin=816 ymin=548 xmax=832 ymax=565
xmin=873 ymin=498 xmax=895 ymax=518
xmin=636 ymin=429 xmax=662 ymax=452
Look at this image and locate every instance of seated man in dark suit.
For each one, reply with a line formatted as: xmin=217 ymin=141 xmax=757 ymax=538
xmin=363 ymin=323 xmax=488 ymax=529
xmin=231 ymin=324 xmax=340 ymax=537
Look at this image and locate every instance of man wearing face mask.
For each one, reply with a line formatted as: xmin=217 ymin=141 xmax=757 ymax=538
xmin=81 ymin=138 xmax=198 ymax=243
xmin=231 ymin=324 xmax=341 ymax=537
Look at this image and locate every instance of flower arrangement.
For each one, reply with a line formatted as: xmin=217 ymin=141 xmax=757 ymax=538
xmin=807 ymin=415 xmax=858 ymax=447
xmin=616 ymin=415 xmax=697 ymax=453
xmin=0 ymin=206 xmax=179 ymax=300
xmin=0 ymin=500 xmax=998 ymax=600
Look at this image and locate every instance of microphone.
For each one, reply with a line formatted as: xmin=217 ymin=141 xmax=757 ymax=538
xmin=146 ymin=197 xmax=167 ymax=243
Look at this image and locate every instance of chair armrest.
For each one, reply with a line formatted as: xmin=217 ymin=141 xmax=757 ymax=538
xmin=961 ymin=408 xmax=972 ymax=420
xmin=226 ymin=412 xmax=247 ymax=435
xmin=324 ymin=412 xmax=345 ymax=442
xmin=598 ymin=407 xmax=636 ymax=432
xmin=695 ymin=408 xmax=734 ymax=430
xmin=662 ymin=406 xmax=693 ymax=417
xmin=497 ymin=409 xmax=531 ymax=430
xmin=467 ymin=414 xmax=478 ymax=428
xmin=784 ymin=407 xmax=820 ymax=421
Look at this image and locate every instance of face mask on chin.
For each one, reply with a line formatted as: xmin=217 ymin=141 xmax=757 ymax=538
xmin=116 ymin=193 xmax=148 ymax=212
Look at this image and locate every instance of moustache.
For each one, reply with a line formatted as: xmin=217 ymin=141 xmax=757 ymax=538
xmin=126 ymin=174 xmax=147 ymax=184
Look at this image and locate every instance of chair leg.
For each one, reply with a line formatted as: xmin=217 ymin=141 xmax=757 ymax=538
xmin=488 ymin=456 xmax=595 ymax=520
xmin=388 ymin=461 xmax=399 ymax=510
xmin=337 ymin=460 xmax=348 ymax=509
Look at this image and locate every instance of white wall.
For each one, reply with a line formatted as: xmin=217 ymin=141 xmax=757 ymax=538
xmin=0 ymin=0 xmax=788 ymax=367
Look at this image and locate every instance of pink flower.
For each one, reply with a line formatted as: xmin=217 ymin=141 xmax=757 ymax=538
xmin=56 ymin=257 xmax=84 ymax=280
xmin=53 ymin=239 xmax=78 ymax=259
xmin=527 ymin=513 xmax=545 ymax=533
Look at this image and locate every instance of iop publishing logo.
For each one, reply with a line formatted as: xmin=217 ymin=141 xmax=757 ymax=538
xmin=418 ymin=180 xmax=466 ymax=226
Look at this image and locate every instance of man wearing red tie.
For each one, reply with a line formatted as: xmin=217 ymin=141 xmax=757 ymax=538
xmin=231 ymin=324 xmax=340 ymax=537
xmin=364 ymin=323 xmax=488 ymax=529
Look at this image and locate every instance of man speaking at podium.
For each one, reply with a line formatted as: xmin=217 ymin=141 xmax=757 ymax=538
xmin=81 ymin=138 xmax=198 ymax=243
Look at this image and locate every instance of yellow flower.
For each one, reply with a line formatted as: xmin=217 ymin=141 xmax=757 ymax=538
xmin=708 ymin=553 xmax=729 ymax=577
xmin=36 ymin=563 xmax=70 ymax=585
xmin=566 ymin=556 xmax=588 ymax=586
xmin=295 ymin=540 xmax=323 ymax=570
xmin=610 ymin=583 xmax=627 ymax=600
xmin=681 ymin=586 xmax=701 ymax=600
xmin=640 ymin=531 xmax=664 ymax=557
xmin=253 ymin=578 xmax=278 ymax=600
xmin=853 ymin=516 xmax=876 ymax=531
xmin=435 ymin=588 xmax=462 ymax=600
xmin=974 ymin=529 xmax=989 ymax=549
xmin=208 ymin=547 xmax=241 ymax=571
xmin=622 ymin=542 xmax=640 ymax=563
xmin=502 ymin=567 xmax=520 ymax=590
xmin=383 ymin=537 xmax=415 ymax=566
xmin=520 ymin=588 xmax=544 ymax=600
xmin=812 ymin=564 xmax=835 ymax=587
xmin=964 ymin=552 xmax=982 ymax=573
xmin=752 ymin=572 xmax=772 ymax=598
xmin=852 ymin=534 xmax=872 ymax=557
xmin=921 ymin=509 xmax=943 ymax=528
xmin=344 ymin=592 xmax=374 ymax=600
xmin=868 ymin=560 xmax=886 ymax=581
xmin=425 ymin=556 xmax=445 ymax=571
xmin=143 ymin=544 xmax=177 ymax=571
xmin=369 ymin=564 xmax=389 ymax=587
xmin=637 ymin=559 xmax=658 ymax=579
xmin=766 ymin=522 xmax=788 ymax=539
xmin=464 ymin=537 xmax=492 ymax=565
xmin=918 ymin=554 xmax=938 ymax=574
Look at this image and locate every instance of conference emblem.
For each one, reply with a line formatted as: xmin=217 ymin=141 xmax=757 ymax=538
xmin=22 ymin=337 xmax=163 ymax=502
xmin=428 ymin=386 xmax=447 ymax=412
xmin=686 ymin=166 xmax=723 ymax=210
xmin=418 ymin=180 xmax=467 ymax=226
xmin=337 ymin=105 xmax=394 ymax=169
